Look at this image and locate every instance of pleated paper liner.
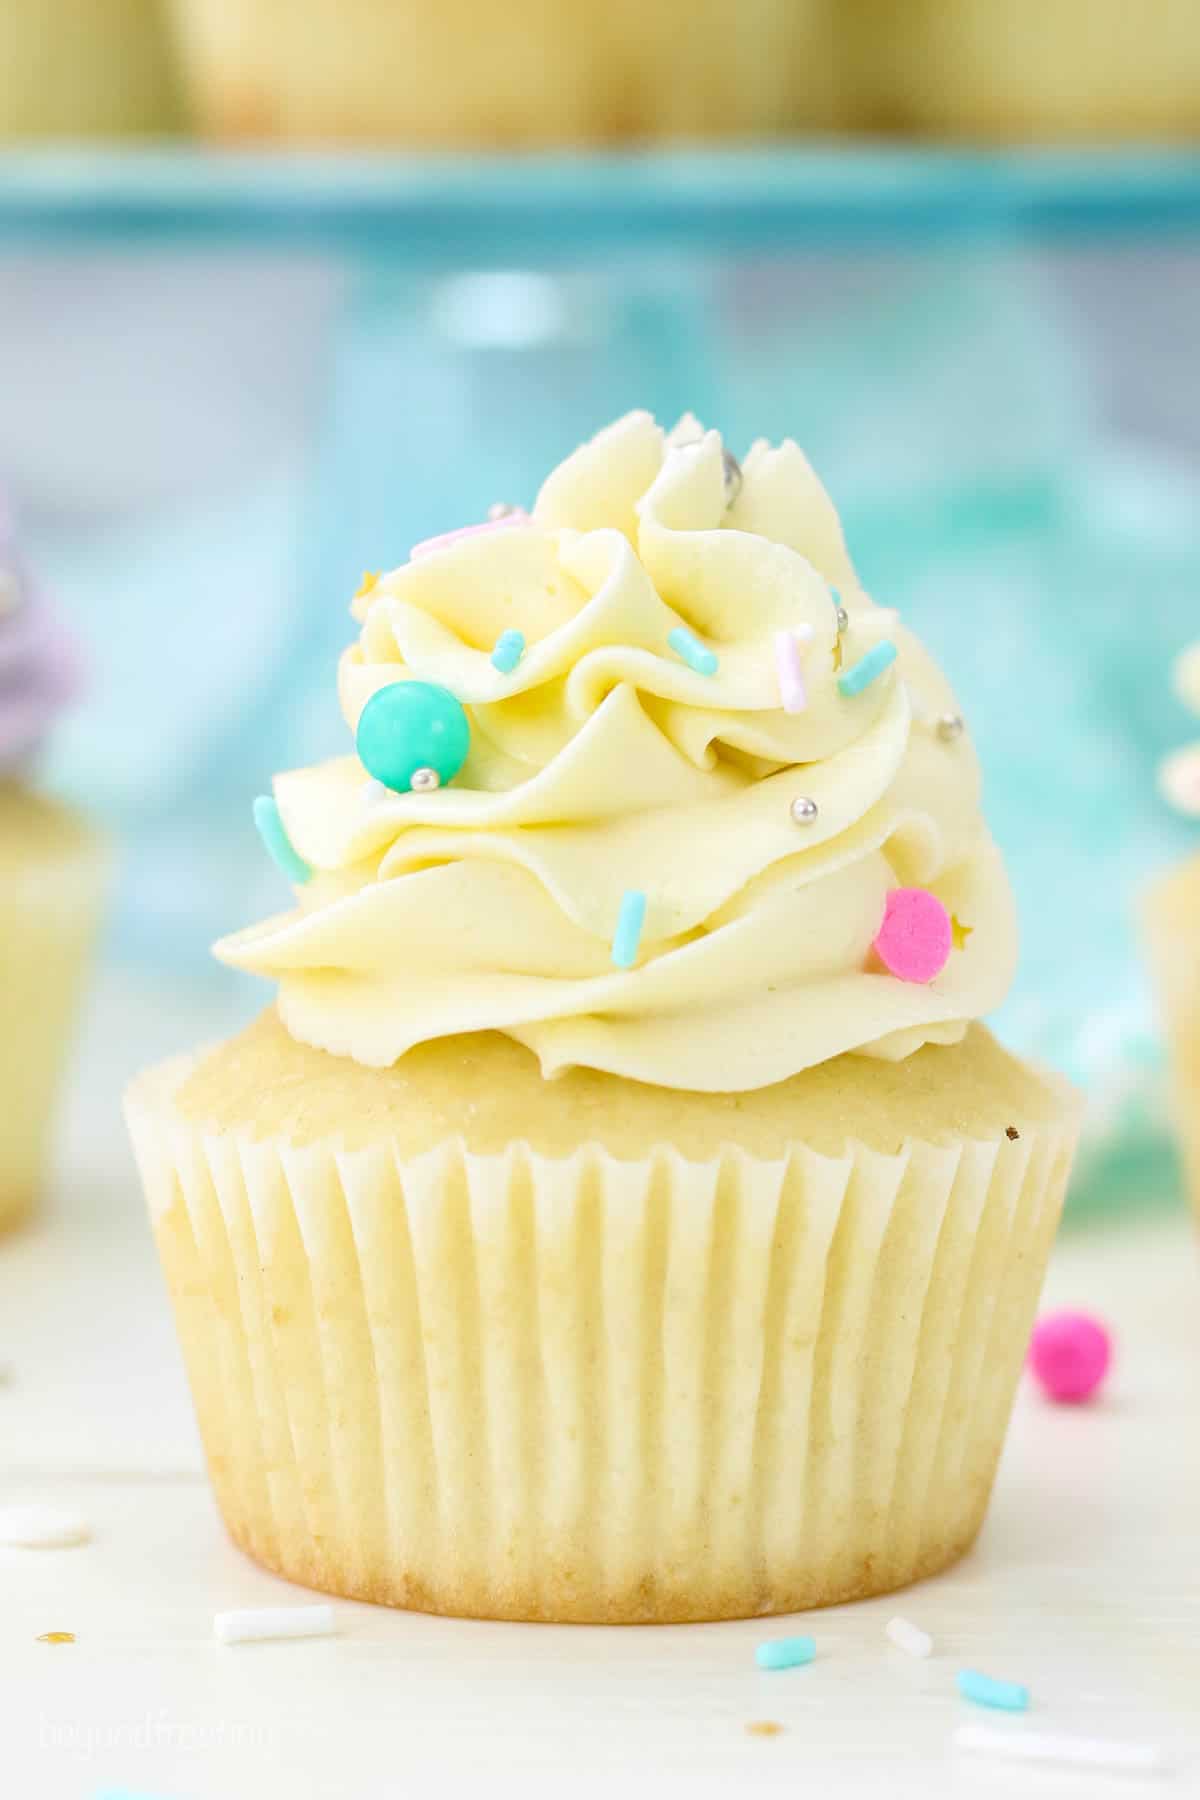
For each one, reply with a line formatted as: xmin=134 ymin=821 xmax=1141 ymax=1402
xmin=1144 ymin=853 xmax=1200 ymax=1224
xmin=0 ymin=797 xmax=107 ymax=1230
xmin=127 ymin=1054 xmax=1079 ymax=1623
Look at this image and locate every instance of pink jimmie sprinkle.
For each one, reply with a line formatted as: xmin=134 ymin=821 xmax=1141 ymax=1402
xmin=873 ymin=888 xmax=952 ymax=984
xmin=775 ymin=626 xmax=814 ymax=715
xmin=1029 ymin=1311 xmax=1111 ymax=1404
xmin=410 ymin=510 xmax=530 ymax=561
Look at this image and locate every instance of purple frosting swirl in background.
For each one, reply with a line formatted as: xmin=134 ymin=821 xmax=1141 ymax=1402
xmin=0 ymin=491 xmax=82 ymax=773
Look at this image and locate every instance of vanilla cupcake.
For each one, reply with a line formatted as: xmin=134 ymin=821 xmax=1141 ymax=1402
xmin=0 ymin=0 xmax=182 ymax=140
xmin=169 ymin=0 xmax=842 ymax=145
xmin=0 ymin=500 xmax=107 ymax=1229
xmin=1145 ymin=640 xmax=1200 ymax=1220
xmin=126 ymin=414 xmax=1080 ymax=1622
xmin=848 ymin=0 xmax=1200 ymax=141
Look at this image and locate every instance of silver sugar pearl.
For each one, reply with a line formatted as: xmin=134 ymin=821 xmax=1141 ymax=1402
xmin=487 ymin=502 xmax=518 ymax=521
xmin=721 ymin=448 xmax=743 ymax=504
xmin=409 ymin=766 xmax=442 ymax=793
xmin=790 ymin=796 xmax=819 ymax=825
xmin=835 ymin=605 xmax=849 ymax=634
xmin=936 ymin=712 xmax=965 ymax=742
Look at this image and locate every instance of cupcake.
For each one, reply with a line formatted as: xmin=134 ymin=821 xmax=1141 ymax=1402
xmin=847 ymin=0 xmax=1200 ymax=141
xmin=126 ymin=414 xmax=1081 ymax=1623
xmin=1145 ymin=640 xmax=1200 ymax=1220
xmin=0 ymin=499 xmax=107 ymax=1230
xmin=0 ymin=0 xmax=183 ymax=140
xmin=169 ymin=0 xmax=842 ymax=146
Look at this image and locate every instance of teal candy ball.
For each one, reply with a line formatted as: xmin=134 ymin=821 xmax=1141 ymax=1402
xmin=355 ymin=681 xmax=470 ymax=793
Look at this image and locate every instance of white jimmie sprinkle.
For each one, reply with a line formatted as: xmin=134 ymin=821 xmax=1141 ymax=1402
xmin=955 ymin=1724 xmax=1168 ymax=1777
xmin=213 ymin=1604 xmax=338 ymax=1645
xmin=0 ymin=1506 xmax=91 ymax=1549
xmin=886 ymin=1616 xmax=933 ymax=1659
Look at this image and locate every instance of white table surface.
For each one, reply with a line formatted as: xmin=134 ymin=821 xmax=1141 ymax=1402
xmin=3 ymin=972 xmax=1199 ymax=1800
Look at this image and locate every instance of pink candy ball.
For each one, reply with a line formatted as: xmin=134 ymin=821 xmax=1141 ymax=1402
xmin=1028 ymin=1311 xmax=1112 ymax=1404
xmin=873 ymin=887 xmax=952 ymax=984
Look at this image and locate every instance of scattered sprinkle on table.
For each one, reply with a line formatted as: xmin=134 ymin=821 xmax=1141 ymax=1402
xmin=37 ymin=1631 xmax=75 ymax=1644
xmin=1006 ymin=1124 xmax=1020 ymax=1140
xmin=956 ymin=1669 xmax=1030 ymax=1712
xmin=0 ymin=1505 xmax=91 ymax=1548
xmin=253 ymin=795 xmax=312 ymax=886
xmin=213 ymin=1604 xmax=337 ymax=1645
xmin=838 ymin=638 xmax=897 ymax=698
xmin=490 ymin=629 xmax=526 ymax=674
xmin=955 ymin=1724 xmax=1167 ymax=1776
xmin=745 ymin=1720 xmax=784 ymax=1737
xmin=886 ymin=1616 xmax=933 ymax=1659
xmin=611 ymin=889 xmax=647 ymax=969
xmin=755 ymin=1635 xmax=815 ymax=1671
xmin=1029 ymin=1310 xmax=1112 ymax=1404
xmin=668 ymin=625 xmax=718 ymax=677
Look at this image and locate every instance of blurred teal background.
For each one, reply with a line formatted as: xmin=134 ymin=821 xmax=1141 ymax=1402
xmin=3 ymin=148 xmax=1199 ymax=1208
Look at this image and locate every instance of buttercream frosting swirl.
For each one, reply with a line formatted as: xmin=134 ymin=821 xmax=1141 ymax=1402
xmin=218 ymin=413 xmax=1017 ymax=1091
xmin=0 ymin=494 xmax=80 ymax=773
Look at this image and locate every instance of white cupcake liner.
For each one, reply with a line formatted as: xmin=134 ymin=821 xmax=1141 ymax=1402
xmin=127 ymin=1054 xmax=1078 ymax=1622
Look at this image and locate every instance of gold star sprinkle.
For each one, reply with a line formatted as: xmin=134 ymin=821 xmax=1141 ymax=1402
xmin=950 ymin=914 xmax=973 ymax=952
xmin=831 ymin=635 xmax=844 ymax=673
xmin=354 ymin=570 xmax=380 ymax=602
xmin=37 ymin=1631 xmax=75 ymax=1644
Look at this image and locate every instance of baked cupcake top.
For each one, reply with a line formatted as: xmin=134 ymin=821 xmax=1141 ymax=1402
xmin=219 ymin=413 xmax=1017 ymax=1092
xmin=1160 ymin=639 xmax=1200 ymax=819
xmin=0 ymin=494 xmax=80 ymax=773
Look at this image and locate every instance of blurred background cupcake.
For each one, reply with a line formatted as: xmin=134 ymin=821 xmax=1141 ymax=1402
xmin=0 ymin=0 xmax=183 ymax=140
xmin=1145 ymin=641 xmax=1200 ymax=1223
xmin=848 ymin=0 xmax=1200 ymax=141
xmin=0 ymin=497 xmax=108 ymax=1230
xmin=168 ymin=0 xmax=844 ymax=145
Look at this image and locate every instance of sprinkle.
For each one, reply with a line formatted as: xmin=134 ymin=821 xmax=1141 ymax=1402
xmin=253 ymin=795 xmax=313 ymax=886
xmin=790 ymin=796 xmax=819 ymax=825
xmin=213 ymin=1604 xmax=338 ymax=1645
xmin=411 ymin=511 xmax=529 ymax=559
xmin=775 ymin=628 xmax=814 ymax=714
xmin=838 ymin=638 xmax=897 ymax=698
xmin=355 ymin=680 xmax=470 ymax=794
xmin=612 ymin=890 xmax=647 ymax=969
xmin=956 ymin=1669 xmax=1030 ymax=1712
xmin=835 ymin=605 xmax=849 ymax=634
xmin=937 ymin=711 xmax=965 ymax=742
xmin=886 ymin=1617 xmax=933 ymax=1659
xmin=37 ymin=1631 xmax=75 ymax=1643
xmin=1006 ymin=1124 xmax=1020 ymax=1141
xmin=745 ymin=1721 xmax=784 ymax=1738
xmin=950 ymin=913 xmax=973 ymax=951
xmin=353 ymin=570 xmax=379 ymax=602
xmin=873 ymin=888 xmax=952 ymax=984
xmin=1029 ymin=1310 xmax=1112 ymax=1404
xmin=487 ymin=501 xmax=520 ymax=521
xmin=722 ymin=448 xmax=743 ymax=503
xmin=668 ymin=626 xmax=718 ymax=678
xmin=954 ymin=1724 xmax=1167 ymax=1776
xmin=491 ymin=629 xmax=526 ymax=674
xmin=755 ymin=1636 xmax=816 ymax=1671
xmin=0 ymin=1506 xmax=90 ymax=1548
xmin=95 ymin=1790 xmax=180 ymax=1799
